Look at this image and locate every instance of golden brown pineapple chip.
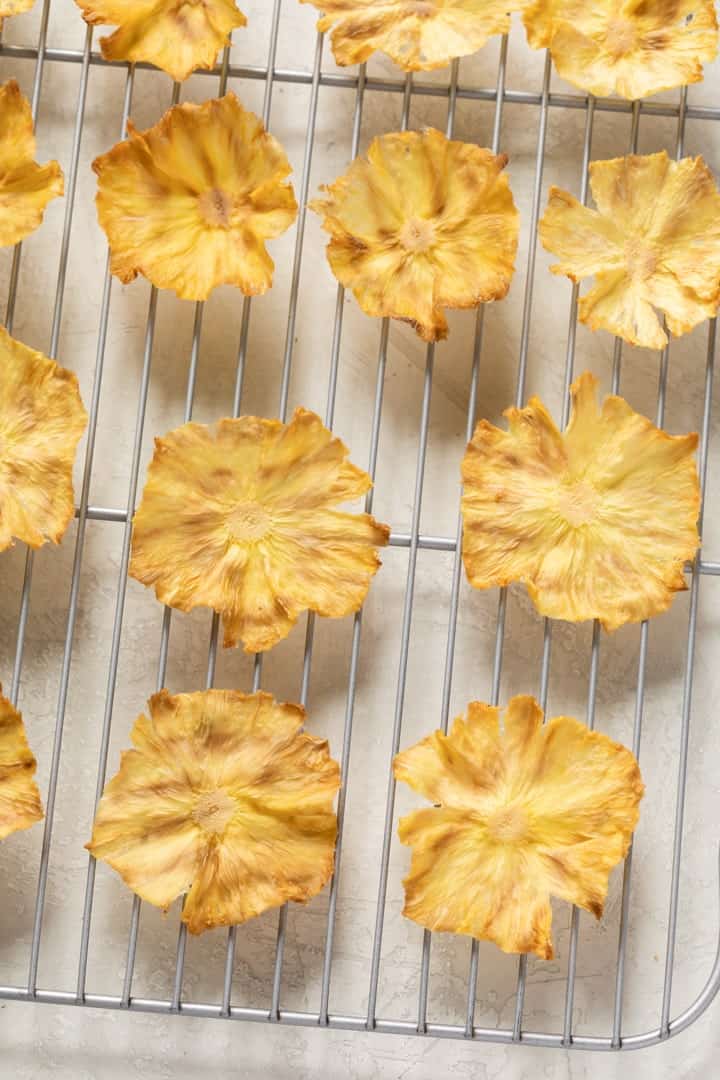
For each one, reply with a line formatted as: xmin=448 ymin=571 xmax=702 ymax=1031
xmin=130 ymin=408 xmax=389 ymax=652
xmin=93 ymin=93 xmax=298 ymax=301
xmin=0 ymin=327 xmax=88 ymax=552
xmin=311 ymin=128 xmax=519 ymax=341
xmin=461 ymin=372 xmax=700 ymax=631
xmin=0 ymin=79 xmax=64 ymax=248
xmin=87 ymin=689 xmax=340 ymax=933
xmin=394 ymin=695 xmax=643 ymax=958
xmin=539 ymin=152 xmax=720 ymax=349
xmin=301 ymin=0 xmax=523 ymax=71
xmin=75 ymin=0 xmax=247 ymax=81
xmin=524 ymin=0 xmax=717 ymax=100
xmin=0 ymin=687 xmax=43 ymax=841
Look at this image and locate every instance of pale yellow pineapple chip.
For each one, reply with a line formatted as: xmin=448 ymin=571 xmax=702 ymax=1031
xmin=75 ymin=0 xmax=247 ymax=81
xmin=539 ymin=152 xmax=720 ymax=349
xmin=461 ymin=371 xmax=700 ymax=630
xmin=311 ymin=128 xmax=519 ymax=342
xmin=130 ymin=408 xmax=389 ymax=652
xmin=523 ymin=0 xmax=718 ymax=99
xmin=0 ymin=327 xmax=88 ymax=552
xmin=394 ymin=694 xmax=644 ymax=958
xmin=0 ymin=686 xmax=44 ymax=841
xmin=93 ymin=93 xmax=298 ymax=301
xmin=0 ymin=79 xmax=64 ymax=248
xmin=301 ymin=0 xmax=523 ymax=71
xmin=87 ymin=689 xmax=340 ymax=933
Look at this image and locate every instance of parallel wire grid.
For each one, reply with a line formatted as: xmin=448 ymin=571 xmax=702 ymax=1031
xmin=1 ymin=0 xmax=719 ymax=1053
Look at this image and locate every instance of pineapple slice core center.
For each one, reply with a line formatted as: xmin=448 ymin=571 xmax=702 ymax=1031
xmin=625 ymin=237 xmax=660 ymax=282
xmin=407 ymin=1 xmax=436 ymax=16
xmin=557 ymin=479 xmax=600 ymax=528
xmin=192 ymin=789 xmax=236 ymax=835
xmin=604 ymin=17 xmax=638 ymax=57
xmin=399 ymin=216 xmax=436 ymax=253
xmin=487 ymin=804 xmax=529 ymax=845
xmin=227 ymin=501 xmax=271 ymax=543
xmin=198 ymin=187 xmax=235 ymax=228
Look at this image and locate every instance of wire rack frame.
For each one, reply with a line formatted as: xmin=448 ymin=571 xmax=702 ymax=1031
xmin=0 ymin=0 xmax=718 ymax=1054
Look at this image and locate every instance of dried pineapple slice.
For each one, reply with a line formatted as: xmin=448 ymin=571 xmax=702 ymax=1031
xmin=87 ymin=689 xmax=340 ymax=933
xmin=0 ymin=1 xmax=35 ymax=28
xmin=539 ymin=152 xmax=720 ymax=349
xmin=75 ymin=0 xmax=247 ymax=82
xmin=523 ymin=0 xmax=718 ymax=99
xmin=395 ymin=695 xmax=643 ymax=958
xmin=0 ymin=327 xmax=88 ymax=552
xmin=130 ymin=408 xmax=389 ymax=652
xmin=301 ymin=0 xmax=523 ymax=71
xmin=0 ymin=79 xmax=64 ymax=248
xmin=0 ymin=687 xmax=43 ymax=841
xmin=311 ymin=129 xmax=519 ymax=342
xmin=93 ymin=93 xmax=298 ymax=302
xmin=461 ymin=371 xmax=700 ymax=631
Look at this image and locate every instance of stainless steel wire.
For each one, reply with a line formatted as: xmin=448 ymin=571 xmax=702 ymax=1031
xmin=416 ymin=37 xmax=509 ymax=1037
xmin=6 ymin=0 xmax=53 ymax=711
xmin=472 ymin=49 xmax=554 ymax=1041
xmin=1 ymin=1 xmax=719 ymax=1053
xmin=118 ymin=4 xmax=287 ymax=1009
xmin=3 ymin=40 xmax=720 ymax=122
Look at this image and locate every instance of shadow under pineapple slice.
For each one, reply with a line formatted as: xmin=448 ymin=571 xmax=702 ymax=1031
xmin=0 ymin=1 xmax=35 ymax=30
xmin=87 ymin=689 xmax=340 ymax=934
xmin=394 ymin=694 xmax=644 ymax=959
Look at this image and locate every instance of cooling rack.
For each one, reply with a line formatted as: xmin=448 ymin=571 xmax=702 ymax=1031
xmin=0 ymin=0 xmax=719 ymax=1055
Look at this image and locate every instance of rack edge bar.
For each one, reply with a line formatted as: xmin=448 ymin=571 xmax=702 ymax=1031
xmin=0 ymin=977 xmax=718 ymax=1052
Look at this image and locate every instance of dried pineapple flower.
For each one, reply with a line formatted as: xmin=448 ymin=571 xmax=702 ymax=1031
xmin=0 ymin=326 xmax=88 ymax=552
xmin=539 ymin=151 xmax=720 ymax=349
xmin=394 ymin=694 xmax=643 ymax=958
xmin=0 ymin=79 xmax=64 ymax=248
xmin=523 ymin=0 xmax=718 ymax=99
xmin=0 ymin=687 xmax=43 ymax=841
xmin=310 ymin=129 xmax=519 ymax=342
xmin=0 ymin=0 xmax=35 ymax=28
xmin=93 ymin=93 xmax=298 ymax=302
xmin=461 ymin=371 xmax=699 ymax=631
xmin=87 ymin=689 xmax=340 ymax=933
xmin=75 ymin=0 xmax=247 ymax=82
xmin=130 ymin=407 xmax=389 ymax=652
xmin=300 ymin=0 xmax=523 ymax=71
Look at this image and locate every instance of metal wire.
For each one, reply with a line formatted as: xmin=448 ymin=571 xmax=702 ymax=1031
xmin=417 ymin=38 xmax=509 ymax=1036
xmin=117 ymin=4 xmax=287 ymax=1008
xmin=1 ymin=2 xmax=719 ymax=1054
xmin=477 ymin=50 xmax=554 ymax=1042
xmin=5 ymin=0 xmax=53 ymax=710
xmin=3 ymin=41 xmax=720 ymax=122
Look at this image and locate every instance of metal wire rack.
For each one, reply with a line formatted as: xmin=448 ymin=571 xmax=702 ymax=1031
xmin=0 ymin=0 xmax=719 ymax=1055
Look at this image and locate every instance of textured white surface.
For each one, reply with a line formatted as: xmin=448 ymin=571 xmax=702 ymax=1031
xmin=0 ymin=1 xmax=719 ymax=1076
